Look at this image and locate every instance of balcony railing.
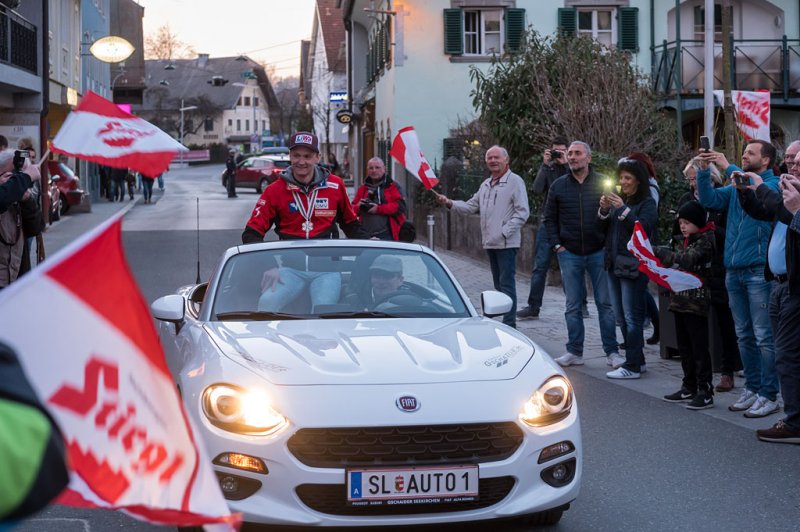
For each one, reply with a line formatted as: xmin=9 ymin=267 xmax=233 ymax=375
xmin=652 ymin=36 xmax=800 ymax=101
xmin=0 ymin=6 xmax=37 ymax=74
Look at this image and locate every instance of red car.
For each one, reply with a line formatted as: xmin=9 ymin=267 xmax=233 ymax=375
xmin=46 ymin=161 xmax=85 ymax=216
xmin=221 ymin=155 xmax=290 ymax=193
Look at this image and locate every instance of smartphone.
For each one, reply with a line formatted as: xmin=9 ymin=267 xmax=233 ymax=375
xmin=699 ymin=136 xmax=711 ymax=152
xmin=731 ymin=171 xmax=750 ymax=187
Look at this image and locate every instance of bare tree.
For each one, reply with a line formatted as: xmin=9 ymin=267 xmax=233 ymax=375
xmin=144 ymin=24 xmax=196 ymax=60
xmin=272 ymin=76 xmax=301 ymax=137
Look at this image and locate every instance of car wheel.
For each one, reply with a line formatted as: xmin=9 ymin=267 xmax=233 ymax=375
xmin=257 ymin=177 xmax=268 ymax=194
xmin=518 ymin=507 xmax=565 ymax=526
xmin=59 ymin=193 xmax=69 ymax=215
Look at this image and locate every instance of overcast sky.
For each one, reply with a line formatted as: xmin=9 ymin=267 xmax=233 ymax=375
xmin=136 ymin=0 xmax=316 ymax=79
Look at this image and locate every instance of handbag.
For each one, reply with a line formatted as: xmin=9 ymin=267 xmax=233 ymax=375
xmin=613 ymin=254 xmax=641 ymax=279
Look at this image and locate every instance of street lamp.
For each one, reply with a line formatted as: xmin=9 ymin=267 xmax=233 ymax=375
xmin=179 ymin=99 xmax=198 ymax=167
xmin=233 ymin=82 xmax=258 ymax=153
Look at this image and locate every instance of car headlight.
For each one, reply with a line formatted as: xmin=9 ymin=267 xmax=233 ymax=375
xmin=520 ymin=376 xmax=573 ymax=427
xmin=202 ymin=384 xmax=288 ymax=436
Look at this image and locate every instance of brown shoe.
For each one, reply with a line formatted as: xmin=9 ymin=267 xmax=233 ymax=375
xmin=715 ymin=374 xmax=734 ymax=392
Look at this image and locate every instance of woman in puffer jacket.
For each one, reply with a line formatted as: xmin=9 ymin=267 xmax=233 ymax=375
xmin=598 ymin=158 xmax=658 ymax=379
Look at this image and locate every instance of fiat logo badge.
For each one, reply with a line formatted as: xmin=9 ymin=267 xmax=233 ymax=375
xmin=396 ymin=395 xmax=420 ymax=412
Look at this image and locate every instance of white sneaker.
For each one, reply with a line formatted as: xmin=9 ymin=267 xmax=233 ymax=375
xmin=743 ymin=396 xmax=780 ymax=418
xmin=607 ymin=352 xmax=626 ymax=369
xmin=554 ymin=353 xmax=584 ymax=367
xmin=606 ymin=367 xmax=640 ymax=379
xmin=729 ymin=389 xmax=758 ymax=412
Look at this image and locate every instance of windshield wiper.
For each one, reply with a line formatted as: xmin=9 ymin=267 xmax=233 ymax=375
xmin=317 ymin=311 xmax=398 ymax=319
xmin=215 ymin=311 xmax=305 ymax=321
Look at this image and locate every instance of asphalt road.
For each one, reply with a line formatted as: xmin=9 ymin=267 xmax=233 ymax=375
xmin=17 ymin=165 xmax=800 ymax=532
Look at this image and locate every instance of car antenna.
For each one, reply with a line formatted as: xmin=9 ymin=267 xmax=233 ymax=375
xmin=195 ymin=197 xmax=201 ymax=284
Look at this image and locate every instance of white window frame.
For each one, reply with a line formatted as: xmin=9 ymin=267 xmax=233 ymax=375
xmin=463 ymin=8 xmax=505 ymax=56
xmin=576 ymin=7 xmax=617 ymax=48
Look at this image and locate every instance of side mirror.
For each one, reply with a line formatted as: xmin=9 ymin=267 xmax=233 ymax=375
xmin=480 ymin=290 xmax=513 ymax=318
xmin=151 ymin=295 xmax=185 ymax=323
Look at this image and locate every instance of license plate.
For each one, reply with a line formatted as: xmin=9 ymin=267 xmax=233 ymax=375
xmin=346 ymin=465 xmax=479 ymax=506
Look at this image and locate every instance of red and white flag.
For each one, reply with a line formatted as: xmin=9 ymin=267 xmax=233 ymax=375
xmin=713 ymin=90 xmax=770 ymax=142
xmin=390 ymin=126 xmax=439 ymax=189
xmin=51 ymin=91 xmax=187 ymax=177
xmin=627 ymin=221 xmax=703 ymax=293
xmin=0 ymin=215 xmax=239 ymax=530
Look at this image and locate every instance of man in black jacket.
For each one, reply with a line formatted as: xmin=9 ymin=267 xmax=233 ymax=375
xmin=518 ymin=136 xmax=569 ymax=320
xmin=738 ymin=160 xmax=800 ymax=444
xmin=544 ymin=141 xmax=621 ymax=367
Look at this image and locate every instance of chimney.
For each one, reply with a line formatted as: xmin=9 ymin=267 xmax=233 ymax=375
xmin=197 ymin=53 xmax=209 ymax=68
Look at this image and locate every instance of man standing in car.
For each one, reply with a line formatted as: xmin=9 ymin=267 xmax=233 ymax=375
xmin=241 ymin=132 xmax=366 ymax=311
xmin=225 ymin=148 xmax=237 ymax=198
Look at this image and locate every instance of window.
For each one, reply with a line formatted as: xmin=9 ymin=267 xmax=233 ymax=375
xmin=237 ymin=97 xmax=242 ymax=106
xmin=236 ymin=119 xmax=241 ymax=131
xmin=694 ymin=4 xmax=729 ymax=42
xmin=444 ymin=8 xmax=525 ymax=56
xmin=577 ymin=8 xmax=616 ymax=48
xmin=244 ymin=96 xmax=251 ymax=106
xmin=204 ymin=118 xmax=213 ymax=132
xmin=254 ymin=96 xmax=259 ymax=107
xmin=228 ymin=119 xmax=232 ymax=127
xmin=245 ymin=120 xmax=250 ymax=132
xmin=262 ymin=120 xmax=266 ymax=131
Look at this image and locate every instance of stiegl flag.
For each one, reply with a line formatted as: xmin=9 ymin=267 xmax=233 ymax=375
xmin=390 ymin=126 xmax=439 ymax=189
xmin=51 ymin=90 xmax=187 ymax=177
xmin=627 ymin=221 xmax=703 ymax=293
xmin=0 ymin=214 xmax=239 ymax=530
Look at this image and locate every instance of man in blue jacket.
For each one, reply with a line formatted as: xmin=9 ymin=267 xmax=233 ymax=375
xmin=697 ymin=140 xmax=780 ymax=418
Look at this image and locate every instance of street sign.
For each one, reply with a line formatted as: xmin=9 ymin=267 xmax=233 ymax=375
xmin=330 ymin=91 xmax=348 ymax=103
xmin=336 ymin=109 xmax=354 ymax=124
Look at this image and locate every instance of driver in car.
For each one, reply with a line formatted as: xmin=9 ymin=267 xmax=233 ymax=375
xmin=346 ymin=256 xmax=424 ymax=311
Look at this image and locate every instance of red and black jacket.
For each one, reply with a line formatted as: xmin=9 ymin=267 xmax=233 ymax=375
xmin=351 ymin=177 xmax=407 ymax=241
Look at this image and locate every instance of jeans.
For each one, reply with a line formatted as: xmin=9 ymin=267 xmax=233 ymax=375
xmin=486 ymin=248 xmax=518 ymax=328
xmin=769 ymin=282 xmax=800 ymax=430
xmin=526 ymin=223 xmax=553 ymax=312
xmin=726 ymin=267 xmax=778 ymax=401
xmin=557 ymin=249 xmax=618 ymax=356
xmin=112 ymin=179 xmax=124 ymax=201
xmin=607 ymin=271 xmax=648 ymax=371
xmin=157 ymin=174 xmax=165 ymax=190
xmin=257 ymin=268 xmax=341 ymax=313
xmin=142 ymin=178 xmax=154 ymax=202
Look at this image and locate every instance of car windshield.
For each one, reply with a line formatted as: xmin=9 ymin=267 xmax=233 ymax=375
xmin=274 ymin=160 xmax=290 ymax=169
xmin=211 ymin=247 xmax=470 ymax=320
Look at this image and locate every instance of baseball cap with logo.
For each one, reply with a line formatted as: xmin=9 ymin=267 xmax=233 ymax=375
xmin=288 ymin=131 xmax=320 ymax=153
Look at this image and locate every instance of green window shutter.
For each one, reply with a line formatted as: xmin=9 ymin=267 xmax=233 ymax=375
xmin=504 ymin=8 xmax=526 ymax=53
xmin=557 ymin=7 xmax=577 ymax=37
xmin=443 ymin=8 xmax=464 ymax=55
xmin=384 ymin=19 xmax=392 ymax=64
xmin=618 ymin=7 xmax=639 ymax=52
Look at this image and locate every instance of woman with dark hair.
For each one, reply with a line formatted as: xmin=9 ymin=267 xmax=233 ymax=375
xmin=599 ymin=159 xmax=659 ymax=379
xmin=627 ymin=151 xmax=661 ymax=345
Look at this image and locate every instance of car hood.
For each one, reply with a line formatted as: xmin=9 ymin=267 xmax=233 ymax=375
xmin=203 ymin=318 xmax=535 ymax=386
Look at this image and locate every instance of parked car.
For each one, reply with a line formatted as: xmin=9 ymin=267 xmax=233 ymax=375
xmin=151 ymin=240 xmax=582 ymax=528
xmin=221 ymin=155 xmax=290 ymax=193
xmin=46 ymin=161 xmax=85 ymax=216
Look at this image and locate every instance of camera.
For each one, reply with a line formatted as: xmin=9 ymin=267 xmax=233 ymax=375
xmin=699 ymin=136 xmax=710 ymax=152
xmin=732 ymin=171 xmax=750 ymax=187
xmin=13 ymin=150 xmax=29 ymax=172
xmin=359 ymin=191 xmax=377 ymax=213
xmin=550 ymin=149 xmax=562 ymax=160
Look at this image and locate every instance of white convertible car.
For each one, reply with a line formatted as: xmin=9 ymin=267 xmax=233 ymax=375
xmin=152 ymin=240 xmax=581 ymax=528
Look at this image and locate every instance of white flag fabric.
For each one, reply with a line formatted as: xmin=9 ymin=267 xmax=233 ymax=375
xmin=712 ymin=90 xmax=770 ymax=142
xmin=51 ymin=91 xmax=188 ymax=177
xmin=390 ymin=126 xmax=439 ymax=189
xmin=0 ymin=215 xmax=238 ymax=529
xmin=627 ymin=221 xmax=703 ymax=293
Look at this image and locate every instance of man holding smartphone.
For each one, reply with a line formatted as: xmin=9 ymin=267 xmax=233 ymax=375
xmin=735 ymin=140 xmax=800 ymax=443
xmin=696 ymin=141 xmax=781 ymax=418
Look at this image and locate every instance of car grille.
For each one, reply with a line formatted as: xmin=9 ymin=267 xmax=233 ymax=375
xmin=287 ymin=423 xmax=524 ymax=468
xmin=295 ymin=476 xmax=515 ymax=516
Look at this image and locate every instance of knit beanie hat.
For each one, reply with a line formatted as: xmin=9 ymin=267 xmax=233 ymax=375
xmin=677 ymin=200 xmax=707 ymax=229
